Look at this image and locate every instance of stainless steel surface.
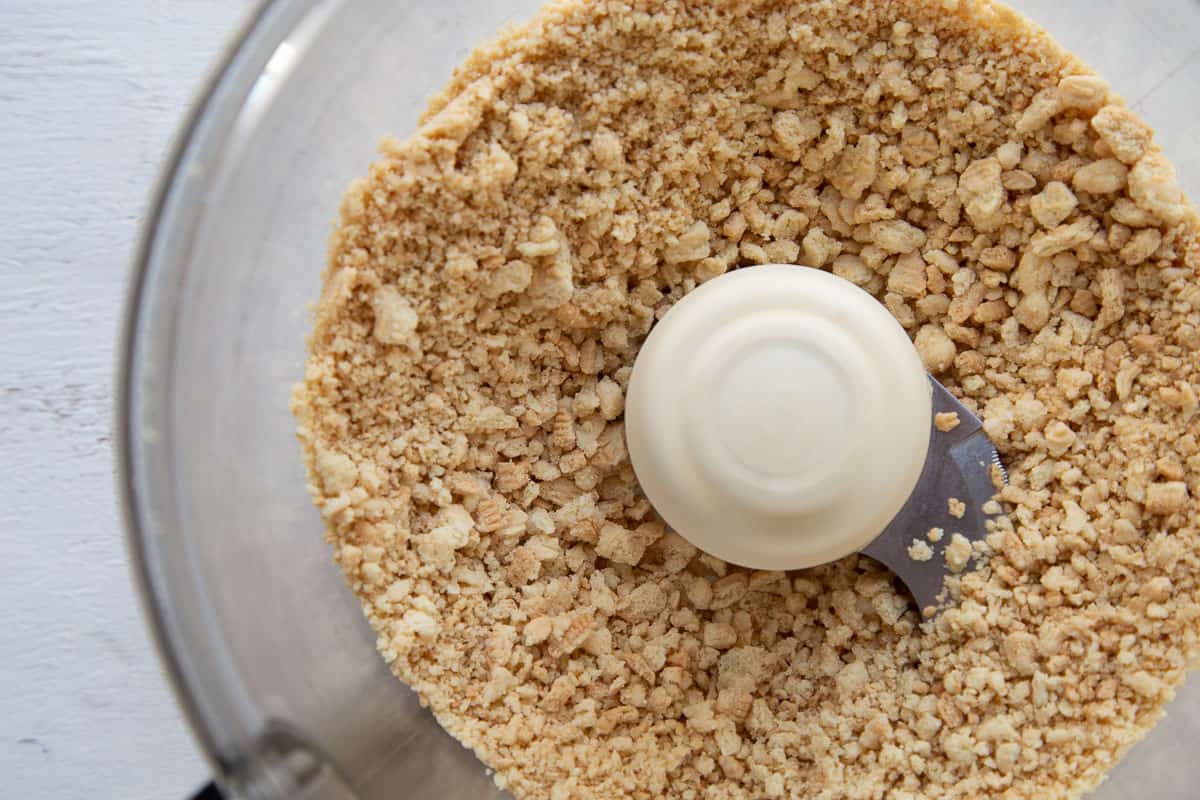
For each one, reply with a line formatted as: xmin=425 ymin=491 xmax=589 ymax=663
xmin=864 ymin=379 xmax=1006 ymax=613
xmin=119 ymin=0 xmax=1200 ymax=798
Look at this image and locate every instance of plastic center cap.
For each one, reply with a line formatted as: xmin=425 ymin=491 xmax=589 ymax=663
xmin=625 ymin=265 xmax=932 ymax=570
xmin=714 ymin=340 xmax=852 ymax=480
xmin=685 ymin=309 xmax=875 ymax=516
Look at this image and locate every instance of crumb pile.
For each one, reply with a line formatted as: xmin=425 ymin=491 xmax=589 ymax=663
xmin=291 ymin=1 xmax=1200 ymax=797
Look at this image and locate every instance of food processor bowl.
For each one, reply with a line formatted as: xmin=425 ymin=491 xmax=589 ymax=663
xmin=118 ymin=1 xmax=1200 ymax=797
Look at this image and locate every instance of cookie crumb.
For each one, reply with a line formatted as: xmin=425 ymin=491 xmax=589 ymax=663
xmin=1146 ymin=482 xmax=1188 ymax=516
xmin=944 ymin=533 xmax=973 ymax=573
xmin=934 ymin=412 xmax=961 ymax=432
xmin=293 ymin=3 xmax=1200 ymax=799
xmin=907 ymin=540 xmax=934 ymax=562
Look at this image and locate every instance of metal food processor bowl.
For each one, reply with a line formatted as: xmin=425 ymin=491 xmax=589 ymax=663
xmin=117 ymin=1 xmax=1200 ymax=797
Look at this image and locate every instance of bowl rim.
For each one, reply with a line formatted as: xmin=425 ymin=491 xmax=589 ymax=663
xmin=116 ymin=0 xmax=324 ymax=784
xmin=115 ymin=1 xmax=1200 ymax=795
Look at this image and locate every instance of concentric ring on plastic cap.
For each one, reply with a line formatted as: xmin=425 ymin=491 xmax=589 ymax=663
xmin=625 ymin=264 xmax=932 ymax=570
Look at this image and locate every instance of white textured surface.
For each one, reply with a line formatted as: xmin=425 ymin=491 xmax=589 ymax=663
xmin=0 ymin=2 xmax=246 ymax=797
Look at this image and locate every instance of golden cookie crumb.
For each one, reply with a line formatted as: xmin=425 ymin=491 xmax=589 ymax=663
xmin=944 ymin=533 xmax=973 ymax=573
xmin=948 ymin=497 xmax=966 ymax=519
xmin=292 ymin=2 xmax=1200 ymax=799
xmin=907 ymin=539 xmax=934 ymax=562
xmin=934 ymin=411 xmax=961 ymax=432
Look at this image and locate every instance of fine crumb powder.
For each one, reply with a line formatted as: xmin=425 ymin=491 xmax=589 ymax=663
xmin=291 ymin=1 xmax=1200 ymax=799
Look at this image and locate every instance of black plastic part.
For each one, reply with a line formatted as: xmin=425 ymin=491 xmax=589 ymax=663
xmin=190 ymin=782 xmax=224 ymax=800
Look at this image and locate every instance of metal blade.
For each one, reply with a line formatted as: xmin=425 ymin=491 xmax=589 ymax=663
xmin=861 ymin=377 xmax=1006 ymax=615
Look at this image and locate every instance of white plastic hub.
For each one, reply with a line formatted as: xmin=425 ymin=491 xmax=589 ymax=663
xmin=625 ymin=265 xmax=932 ymax=570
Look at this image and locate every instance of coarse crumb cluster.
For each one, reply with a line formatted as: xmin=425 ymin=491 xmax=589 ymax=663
xmin=291 ymin=1 xmax=1200 ymax=798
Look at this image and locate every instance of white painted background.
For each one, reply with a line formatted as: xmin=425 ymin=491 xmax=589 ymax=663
xmin=0 ymin=2 xmax=247 ymax=797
